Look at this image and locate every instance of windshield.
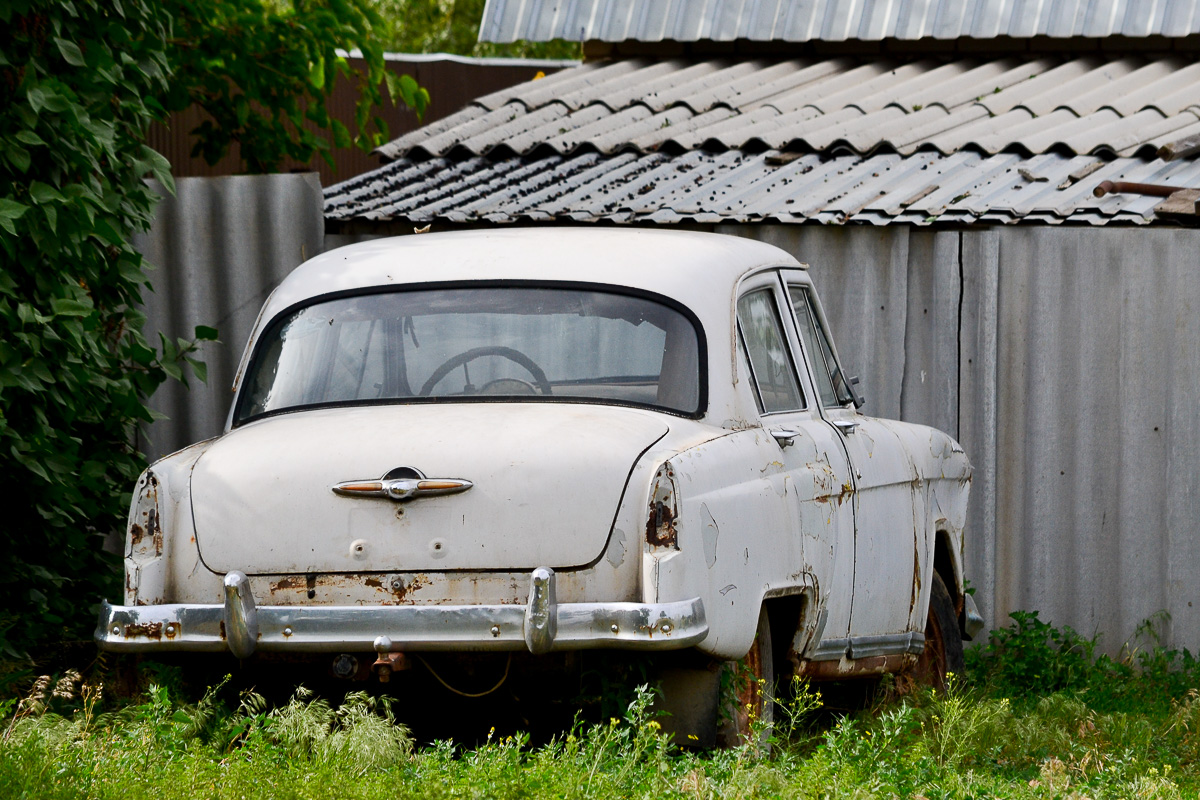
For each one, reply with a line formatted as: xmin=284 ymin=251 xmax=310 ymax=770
xmin=236 ymin=286 xmax=703 ymax=422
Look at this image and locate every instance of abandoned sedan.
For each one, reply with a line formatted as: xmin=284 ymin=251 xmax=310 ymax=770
xmin=97 ymin=229 xmax=979 ymax=744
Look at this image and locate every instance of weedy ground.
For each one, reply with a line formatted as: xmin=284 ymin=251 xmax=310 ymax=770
xmin=2 ymin=610 xmax=1199 ymax=799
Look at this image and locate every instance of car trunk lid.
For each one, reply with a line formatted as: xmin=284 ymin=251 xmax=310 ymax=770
xmin=190 ymin=404 xmax=667 ymax=574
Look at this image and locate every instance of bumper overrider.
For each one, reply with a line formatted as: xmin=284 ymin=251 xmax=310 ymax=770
xmin=95 ymin=567 xmax=708 ymax=658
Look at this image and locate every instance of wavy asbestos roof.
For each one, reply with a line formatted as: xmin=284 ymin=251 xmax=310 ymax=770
xmin=374 ymin=56 xmax=1200 ymax=162
xmin=479 ymin=0 xmax=1200 ymax=43
xmin=325 ymin=148 xmax=1200 ymax=226
xmin=333 ymin=53 xmax=1200 ymax=227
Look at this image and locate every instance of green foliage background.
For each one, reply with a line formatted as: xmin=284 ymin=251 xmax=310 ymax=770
xmin=0 ymin=0 xmax=183 ymax=659
xmin=166 ymin=0 xmax=405 ymax=173
xmin=0 ymin=0 xmax=409 ymax=661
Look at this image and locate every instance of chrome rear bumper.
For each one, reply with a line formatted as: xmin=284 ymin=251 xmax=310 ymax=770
xmin=95 ymin=567 xmax=708 ymax=658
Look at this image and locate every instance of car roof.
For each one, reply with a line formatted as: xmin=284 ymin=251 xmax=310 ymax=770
xmin=261 ymin=228 xmax=803 ymax=321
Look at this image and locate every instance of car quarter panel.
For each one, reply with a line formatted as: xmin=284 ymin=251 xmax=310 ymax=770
xmin=125 ymin=441 xmax=224 ymax=608
xmin=887 ymin=420 xmax=972 ymax=632
xmin=643 ymin=425 xmax=853 ymax=660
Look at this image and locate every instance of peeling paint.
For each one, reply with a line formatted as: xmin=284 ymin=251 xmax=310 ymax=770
xmin=606 ymin=527 xmax=627 ymax=568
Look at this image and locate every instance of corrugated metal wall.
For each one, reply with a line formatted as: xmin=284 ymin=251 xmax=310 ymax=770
xmin=132 ymin=173 xmax=325 ymax=463
xmin=985 ymin=228 xmax=1200 ymax=652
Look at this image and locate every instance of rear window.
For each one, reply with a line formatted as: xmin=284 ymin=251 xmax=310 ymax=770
xmin=236 ymin=286 xmax=703 ymax=422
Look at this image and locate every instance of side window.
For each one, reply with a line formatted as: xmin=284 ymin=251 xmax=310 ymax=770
xmin=788 ymin=286 xmax=853 ymax=407
xmin=737 ymin=289 xmax=805 ymax=413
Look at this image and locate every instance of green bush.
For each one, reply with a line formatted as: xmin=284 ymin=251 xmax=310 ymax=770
xmin=0 ymin=0 xmax=417 ymax=662
xmin=967 ymin=610 xmax=1200 ymax=715
xmin=0 ymin=0 xmax=185 ymax=660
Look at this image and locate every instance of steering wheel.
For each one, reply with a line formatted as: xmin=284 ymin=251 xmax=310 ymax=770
xmin=419 ymin=346 xmax=553 ymax=396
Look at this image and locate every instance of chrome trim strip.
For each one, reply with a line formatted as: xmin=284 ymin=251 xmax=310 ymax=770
xmin=96 ymin=568 xmax=707 ymax=656
xmin=848 ymin=632 xmax=925 ymax=659
xmin=809 ymin=637 xmax=848 ymax=661
xmin=807 ymin=631 xmax=926 ymax=661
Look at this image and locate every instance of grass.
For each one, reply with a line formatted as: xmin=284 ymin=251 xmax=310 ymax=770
xmin=2 ymin=611 xmax=1199 ymax=799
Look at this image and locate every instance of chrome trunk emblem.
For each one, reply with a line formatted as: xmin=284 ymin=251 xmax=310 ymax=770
xmin=332 ymin=467 xmax=473 ymax=502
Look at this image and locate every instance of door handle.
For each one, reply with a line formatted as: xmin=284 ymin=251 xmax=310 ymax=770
xmin=769 ymin=428 xmax=799 ymax=448
xmin=832 ymin=419 xmax=859 ymax=435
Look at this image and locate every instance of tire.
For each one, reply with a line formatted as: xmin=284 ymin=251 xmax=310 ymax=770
xmin=716 ymin=606 xmax=774 ymax=748
xmin=913 ymin=572 xmax=964 ymax=690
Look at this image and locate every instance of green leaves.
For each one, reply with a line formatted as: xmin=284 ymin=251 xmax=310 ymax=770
xmin=164 ymin=0 xmax=424 ymax=174
xmin=0 ymin=200 xmax=29 ymax=236
xmin=387 ymin=71 xmax=430 ymax=120
xmin=308 ymin=55 xmax=326 ymax=90
xmin=0 ymin=0 xmax=176 ymax=658
xmin=133 ymin=144 xmax=176 ymax=194
xmin=54 ymin=36 xmax=85 ymax=66
xmin=29 ymin=182 xmax=65 ymax=205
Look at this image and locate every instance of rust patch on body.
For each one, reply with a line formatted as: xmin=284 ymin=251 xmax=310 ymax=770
xmin=910 ymin=539 xmax=923 ymax=615
xmin=796 ymin=653 xmax=914 ymax=680
xmin=151 ymin=508 xmax=163 ymax=556
xmin=130 ymin=523 xmax=145 ymax=547
xmin=219 ymin=620 xmax=227 ymax=640
xmin=646 ymin=501 xmax=677 ymax=547
xmin=124 ymin=622 xmax=163 ymax=640
xmin=271 ymin=577 xmax=303 ymax=592
xmin=646 ymin=463 xmax=680 ymax=549
xmin=364 ymin=577 xmax=383 ymax=588
xmin=391 ymin=574 xmax=428 ymax=602
xmin=815 ymin=482 xmax=855 ymax=506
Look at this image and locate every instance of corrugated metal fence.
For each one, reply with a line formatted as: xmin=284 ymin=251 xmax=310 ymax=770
xmin=133 ymin=174 xmax=324 ymax=462
xmin=143 ymin=190 xmax=1200 ymax=653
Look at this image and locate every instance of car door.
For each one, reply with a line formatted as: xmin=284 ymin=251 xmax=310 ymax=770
xmin=734 ymin=272 xmax=857 ymax=661
xmin=781 ymin=270 xmax=925 ymax=657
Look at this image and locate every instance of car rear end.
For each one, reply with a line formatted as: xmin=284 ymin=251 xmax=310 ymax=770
xmin=96 ymin=278 xmax=714 ymax=674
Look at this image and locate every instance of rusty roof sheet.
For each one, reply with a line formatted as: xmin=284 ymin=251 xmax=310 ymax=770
xmin=325 ymin=148 xmax=1200 ymax=226
xmin=375 ymin=56 xmax=1200 ymax=162
xmin=479 ymin=0 xmax=1200 ymax=43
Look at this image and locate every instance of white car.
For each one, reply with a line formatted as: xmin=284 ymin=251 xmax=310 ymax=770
xmin=97 ymin=229 xmax=980 ymax=745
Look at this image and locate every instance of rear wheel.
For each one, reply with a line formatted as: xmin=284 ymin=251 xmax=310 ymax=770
xmin=653 ymin=606 xmax=776 ymax=749
xmin=717 ymin=607 xmax=774 ymax=748
xmin=912 ymin=572 xmax=964 ymax=690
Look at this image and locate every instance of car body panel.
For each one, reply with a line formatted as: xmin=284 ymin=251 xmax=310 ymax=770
xmin=98 ymin=228 xmax=971 ymax=675
xmin=191 ymin=404 xmax=667 ymax=574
